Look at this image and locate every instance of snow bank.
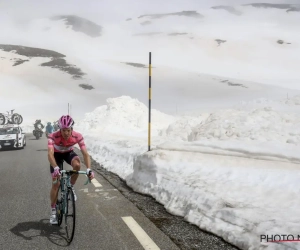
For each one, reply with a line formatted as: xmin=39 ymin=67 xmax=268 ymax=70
xmin=78 ymin=95 xmax=300 ymax=177
xmin=128 ymin=148 xmax=300 ymax=250
xmin=157 ymin=140 xmax=300 ymax=164
xmin=158 ymin=115 xmax=209 ymax=141
xmin=77 ymin=96 xmax=300 ymax=250
xmin=77 ymin=96 xmax=175 ymax=178
xmin=77 ymin=96 xmax=176 ymax=136
xmin=189 ymin=107 xmax=300 ymax=144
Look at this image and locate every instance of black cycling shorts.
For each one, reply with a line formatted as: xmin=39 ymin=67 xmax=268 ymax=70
xmin=50 ymin=150 xmax=80 ymax=173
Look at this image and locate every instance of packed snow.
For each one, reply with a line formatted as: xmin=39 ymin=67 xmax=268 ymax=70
xmin=75 ymin=95 xmax=300 ymax=250
xmin=1 ymin=1 xmax=300 ymax=249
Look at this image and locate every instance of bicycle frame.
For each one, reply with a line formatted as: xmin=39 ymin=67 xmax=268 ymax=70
xmin=5 ymin=110 xmax=14 ymax=119
xmin=53 ymin=169 xmax=90 ymax=244
xmin=57 ymin=170 xmax=89 ymax=215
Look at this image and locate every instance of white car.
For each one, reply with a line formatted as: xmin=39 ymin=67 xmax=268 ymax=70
xmin=0 ymin=124 xmax=26 ymax=150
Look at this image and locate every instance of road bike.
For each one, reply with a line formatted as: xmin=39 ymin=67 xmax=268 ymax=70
xmin=53 ymin=167 xmax=91 ymax=244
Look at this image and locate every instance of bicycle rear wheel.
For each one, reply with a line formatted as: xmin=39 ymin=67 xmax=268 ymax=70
xmin=0 ymin=114 xmax=6 ymax=125
xmin=65 ymin=188 xmax=76 ymax=243
xmin=11 ymin=113 xmax=23 ymax=124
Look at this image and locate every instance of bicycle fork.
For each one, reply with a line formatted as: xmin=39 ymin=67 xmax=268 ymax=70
xmin=59 ymin=177 xmax=73 ymax=215
xmin=60 ymin=178 xmax=67 ymax=215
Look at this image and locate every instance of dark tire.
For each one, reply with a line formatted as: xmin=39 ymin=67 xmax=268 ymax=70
xmin=56 ymin=185 xmax=63 ymax=226
xmin=18 ymin=115 xmax=23 ymax=124
xmin=65 ymin=188 xmax=76 ymax=244
xmin=0 ymin=114 xmax=6 ymax=125
xmin=11 ymin=114 xmax=23 ymax=124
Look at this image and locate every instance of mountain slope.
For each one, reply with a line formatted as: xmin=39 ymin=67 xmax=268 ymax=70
xmin=0 ymin=3 xmax=299 ymax=122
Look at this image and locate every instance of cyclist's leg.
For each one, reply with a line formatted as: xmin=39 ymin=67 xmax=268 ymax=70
xmin=50 ymin=152 xmax=64 ymax=207
xmin=64 ymin=150 xmax=81 ymax=186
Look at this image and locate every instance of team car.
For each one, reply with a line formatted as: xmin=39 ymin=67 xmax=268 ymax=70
xmin=0 ymin=124 xmax=26 ymax=150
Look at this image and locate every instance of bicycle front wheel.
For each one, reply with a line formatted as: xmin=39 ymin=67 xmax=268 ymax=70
xmin=65 ymin=188 xmax=76 ymax=243
xmin=56 ymin=186 xmax=63 ymax=226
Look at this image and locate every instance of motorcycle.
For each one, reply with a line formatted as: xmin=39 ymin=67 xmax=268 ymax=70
xmin=33 ymin=128 xmax=43 ymax=140
xmin=33 ymin=122 xmax=44 ymax=140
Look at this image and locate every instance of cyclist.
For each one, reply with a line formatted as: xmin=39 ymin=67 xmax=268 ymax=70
xmin=47 ymin=115 xmax=94 ymax=224
xmin=45 ymin=122 xmax=54 ymax=137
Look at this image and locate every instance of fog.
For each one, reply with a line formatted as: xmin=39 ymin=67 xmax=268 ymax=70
xmin=1 ymin=0 xmax=299 ymax=23
xmin=0 ymin=0 xmax=299 ymax=121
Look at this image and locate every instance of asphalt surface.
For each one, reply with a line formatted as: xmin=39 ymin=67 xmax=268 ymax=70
xmin=0 ymin=134 xmax=179 ymax=250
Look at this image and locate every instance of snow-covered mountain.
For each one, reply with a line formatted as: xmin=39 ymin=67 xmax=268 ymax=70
xmin=0 ymin=1 xmax=299 ymax=123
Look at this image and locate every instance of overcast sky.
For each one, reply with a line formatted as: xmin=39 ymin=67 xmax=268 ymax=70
xmin=1 ymin=0 xmax=299 ymax=23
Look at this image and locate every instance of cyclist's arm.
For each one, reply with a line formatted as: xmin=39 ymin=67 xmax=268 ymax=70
xmin=48 ymin=147 xmax=58 ymax=167
xmin=77 ymin=135 xmax=91 ymax=169
xmin=80 ymin=147 xmax=91 ymax=169
xmin=47 ymin=137 xmax=58 ymax=167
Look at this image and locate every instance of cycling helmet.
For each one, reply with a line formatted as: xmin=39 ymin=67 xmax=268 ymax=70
xmin=58 ymin=115 xmax=74 ymax=129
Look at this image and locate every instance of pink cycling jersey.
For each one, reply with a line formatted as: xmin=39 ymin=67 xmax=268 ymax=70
xmin=47 ymin=130 xmax=86 ymax=153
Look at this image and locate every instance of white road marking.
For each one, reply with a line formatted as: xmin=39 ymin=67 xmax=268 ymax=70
xmin=95 ymin=188 xmax=117 ymax=192
xmin=91 ymin=178 xmax=102 ymax=187
xmin=122 ymin=216 xmax=160 ymax=250
xmin=79 ymin=188 xmax=88 ymax=193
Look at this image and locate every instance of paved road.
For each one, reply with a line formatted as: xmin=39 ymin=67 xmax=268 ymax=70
xmin=0 ymin=134 xmax=179 ymax=250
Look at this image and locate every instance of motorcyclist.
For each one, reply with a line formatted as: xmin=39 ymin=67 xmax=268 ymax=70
xmin=32 ymin=119 xmax=44 ymax=139
xmin=34 ymin=119 xmax=44 ymax=130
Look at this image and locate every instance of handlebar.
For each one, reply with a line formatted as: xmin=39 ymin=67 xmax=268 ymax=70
xmin=53 ymin=170 xmax=92 ymax=185
xmin=60 ymin=170 xmax=87 ymax=175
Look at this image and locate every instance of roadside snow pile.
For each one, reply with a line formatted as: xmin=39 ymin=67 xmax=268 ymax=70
xmin=157 ymin=140 xmax=300 ymax=164
xmin=77 ymin=95 xmax=300 ymax=249
xmin=189 ymin=107 xmax=300 ymax=144
xmin=76 ymin=96 xmax=176 ymax=178
xmin=77 ymin=96 xmax=300 ymax=180
xmin=158 ymin=115 xmax=209 ymax=141
xmin=77 ymin=96 xmax=176 ymax=136
xmin=128 ymin=145 xmax=300 ymax=250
